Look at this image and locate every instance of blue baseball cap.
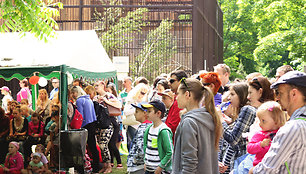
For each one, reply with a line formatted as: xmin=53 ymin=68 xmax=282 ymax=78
xmin=141 ymin=100 xmax=166 ymax=114
xmin=271 ymin=71 xmax=306 ymax=89
xmin=131 ymin=102 xmax=148 ymax=112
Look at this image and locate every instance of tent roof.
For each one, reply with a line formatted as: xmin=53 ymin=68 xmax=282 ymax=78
xmin=0 ymin=30 xmax=116 ymax=79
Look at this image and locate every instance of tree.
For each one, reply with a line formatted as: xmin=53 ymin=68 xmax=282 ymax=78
xmin=220 ymin=0 xmax=258 ymax=80
xmin=220 ymin=0 xmax=305 ymax=78
xmin=97 ymin=8 xmax=148 ymax=54
xmin=131 ymin=20 xmax=176 ymax=81
xmin=0 ymin=0 xmax=62 ymax=41
xmin=253 ymin=0 xmax=306 ymax=76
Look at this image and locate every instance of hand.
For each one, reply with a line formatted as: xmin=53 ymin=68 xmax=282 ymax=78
xmin=3 ymin=167 xmax=9 ymax=172
xmin=224 ymin=104 xmax=238 ymax=119
xmin=218 ymin=162 xmax=228 ymax=173
xmin=223 ymin=114 xmax=233 ymax=124
xmin=144 ymin=164 xmax=146 ymax=171
xmin=249 ymin=167 xmax=254 ymax=174
xmin=155 ymin=166 xmax=162 ymax=174
xmin=260 ymin=138 xmax=271 ymax=147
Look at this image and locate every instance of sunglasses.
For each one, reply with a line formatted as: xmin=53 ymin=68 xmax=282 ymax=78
xmin=169 ymin=79 xmax=177 ymax=84
xmin=180 ymin=77 xmax=189 ymax=90
xmin=202 ymin=82 xmax=211 ymax=86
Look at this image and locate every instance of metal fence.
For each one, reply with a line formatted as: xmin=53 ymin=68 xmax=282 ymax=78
xmin=54 ymin=0 xmax=222 ymax=81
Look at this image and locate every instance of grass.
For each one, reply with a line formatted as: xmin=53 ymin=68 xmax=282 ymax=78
xmin=110 ymin=155 xmax=128 ymax=174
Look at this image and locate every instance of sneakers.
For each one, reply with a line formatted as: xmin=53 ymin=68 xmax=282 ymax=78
xmin=116 ymin=164 xmax=123 ymax=169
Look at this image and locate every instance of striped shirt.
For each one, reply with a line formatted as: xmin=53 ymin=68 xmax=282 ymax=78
xmin=253 ymin=105 xmax=306 ymax=174
xmin=145 ymin=124 xmax=162 ymax=172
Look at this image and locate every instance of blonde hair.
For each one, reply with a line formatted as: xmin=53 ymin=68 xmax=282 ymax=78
xmin=126 ymin=83 xmax=149 ymax=102
xmin=257 ymin=101 xmax=286 ymax=127
xmin=36 ymin=89 xmax=50 ymax=107
xmin=179 ymin=78 xmax=222 ymax=150
xmin=20 ymin=105 xmax=29 ymax=112
xmin=84 ymin=85 xmax=96 ymax=95
xmin=71 ymin=86 xmax=87 ymax=99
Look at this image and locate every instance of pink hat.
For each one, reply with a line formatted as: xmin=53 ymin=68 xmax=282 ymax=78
xmin=10 ymin=141 xmax=19 ymax=150
xmin=0 ymin=86 xmax=10 ymax=92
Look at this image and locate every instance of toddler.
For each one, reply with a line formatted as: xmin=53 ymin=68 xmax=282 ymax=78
xmin=27 ymin=153 xmax=44 ymax=174
xmin=0 ymin=141 xmax=24 ymax=174
xmin=34 ymin=144 xmax=49 ymax=172
xmin=247 ymin=101 xmax=286 ymax=166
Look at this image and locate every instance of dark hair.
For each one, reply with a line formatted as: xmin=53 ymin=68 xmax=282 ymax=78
xmin=170 ymin=70 xmax=188 ymax=82
xmin=152 ymin=107 xmax=165 ymax=119
xmin=51 ymin=110 xmax=59 ymax=117
xmin=31 ymin=112 xmax=40 ymax=118
xmin=21 ymin=79 xmax=29 ymax=87
xmin=157 ymin=79 xmax=169 ymax=90
xmin=137 ymin=77 xmax=149 ymax=85
xmin=153 ymin=77 xmax=166 ymax=89
xmin=13 ymin=105 xmax=22 ymax=113
xmin=231 ymin=83 xmax=249 ymax=110
xmin=289 ymin=84 xmax=306 ymax=102
xmin=107 ymin=83 xmax=118 ymax=97
xmin=52 ymin=105 xmax=60 ymax=111
xmin=249 ymin=77 xmax=275 ymax=102
xmin=73 ymin=79 xmax=83 ymax=87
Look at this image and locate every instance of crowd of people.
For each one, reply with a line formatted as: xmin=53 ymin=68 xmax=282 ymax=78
xmin=0 ymin=64 xmax=305 ymax=174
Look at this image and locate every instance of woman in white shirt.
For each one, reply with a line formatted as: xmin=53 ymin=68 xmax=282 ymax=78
xmin=1 ymin=86 xmax=13 ymax=113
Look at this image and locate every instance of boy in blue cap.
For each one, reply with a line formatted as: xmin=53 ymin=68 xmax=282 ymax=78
xmin=127 ymin=102 xmax=152 ymax=174
xmin=142 ymin=100 xmax=173 ymax=174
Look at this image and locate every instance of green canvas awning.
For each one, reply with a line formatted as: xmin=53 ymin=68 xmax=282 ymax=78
xmin=0 ymin=30 xmax=118 ymax=129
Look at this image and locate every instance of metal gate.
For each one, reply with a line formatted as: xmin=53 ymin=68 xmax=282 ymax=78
xmin=55 ymin=0 xmax=222 ymax=81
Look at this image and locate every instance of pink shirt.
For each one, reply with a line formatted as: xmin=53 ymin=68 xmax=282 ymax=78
xmin=17 ymin=88 xmax=30 ymax=103
xmin=247 ymin=129 xmax=279 ymax=166
xmin=4 ymin=151 xmax=24 ymax=172
xmin=28 ymin=121 xmax=45 ymax=137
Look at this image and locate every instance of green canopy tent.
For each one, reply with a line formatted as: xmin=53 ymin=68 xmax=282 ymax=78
xmin=0 ymin=30 xmax=117 ymax=128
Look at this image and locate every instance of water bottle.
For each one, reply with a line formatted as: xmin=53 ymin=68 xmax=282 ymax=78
xmin=220 ymin=101 xmax=231 ymax=113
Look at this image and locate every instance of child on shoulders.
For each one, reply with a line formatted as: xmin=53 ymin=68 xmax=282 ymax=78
xmin=142 ymin=100 xmax=173 ymax=174
xmin=247 ymin=101 xmax=286 ymax=166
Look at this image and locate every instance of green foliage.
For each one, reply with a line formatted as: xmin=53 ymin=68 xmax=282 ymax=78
xmin=221 ymin=0 xmax=305 ymax=78
xmin=131 ymin=20 xmax=176 ymax=80
xmin=0 ymin=0 xmax=63 ymax=41
xmin=98 ymin=4 xmax=148 ymax=52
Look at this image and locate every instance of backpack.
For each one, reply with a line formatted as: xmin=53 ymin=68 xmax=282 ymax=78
xmin=93 ymin=101 xmax=111 ymax=129
xmin=70 ymin=103 xmax=83 ymax=129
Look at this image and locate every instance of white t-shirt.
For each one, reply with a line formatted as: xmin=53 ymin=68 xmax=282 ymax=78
xmin=2 ymin=94 xmax=12 ymax=113
xmin=145 ymin=124 xmax=162 ymax=172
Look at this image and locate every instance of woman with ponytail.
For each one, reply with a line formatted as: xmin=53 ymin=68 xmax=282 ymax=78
xmin=172 ymin=78 xmax=222 ymax=174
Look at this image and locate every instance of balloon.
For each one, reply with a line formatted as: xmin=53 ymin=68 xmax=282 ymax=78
xmin=67 ymin=72 xmax=73 ymax=85
xmin=29 ymin=76 xmax=39 ymax=85
xmin=38 ymin=77 xmax=48 ymax=87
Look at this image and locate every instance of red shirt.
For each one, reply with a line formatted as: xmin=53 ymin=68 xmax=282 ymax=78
xmin=28 ymin=121 xmax=45 ymax=137
xmin=165 ymin=98 xmax=182 ymax=139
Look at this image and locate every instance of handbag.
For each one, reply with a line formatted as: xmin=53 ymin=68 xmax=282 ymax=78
xmin=69 ymin=103 xmax=83 ymax=129
xmin=106 ymin=103 xmax=121 ymax=116
xmin=94 ymin=101 xmax=111 ymax=129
